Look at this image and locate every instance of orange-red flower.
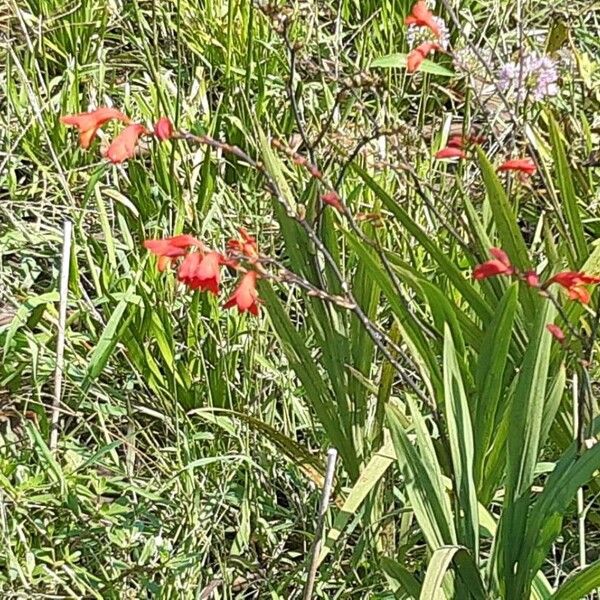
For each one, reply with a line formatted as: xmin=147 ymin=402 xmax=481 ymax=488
xmin=321 ymin=191 xmax=344 ymax=212
xmin=60 ymin=107 xmax=130 ymax=149
xmin=406 ymin=42 xmax=438 ymax=73
xmin=405 ymin=1 xmax=441 ymax=36
xmin=548 ymin=271 xmax=600 ymax=304
xmin=447 ymin=135 xmax=465 ymax=148
xmin=105 ymin=123 xmax=147 ymax=163
xmin=546 ymin=323 xmax=566 ymax=344
xmin=144 ymin=234 xmax=201 ymax=257
xmin=177 ymin=251 xmax=222 ymax=294
xmin=435 ymin=134 xmax=485 ymax=159
xmin=473 ymin=247 xmax=514 ymax=280
xmin=154 ymin=117 xmax=174 ymax=141
xmin=224 ymin=271 xmax=260 ymax=316
xmin=227 ymin=228 xmax=258 ymax=259
xmin=144 ymin=234 xmax=203 ymax=271
xmin=498 ymin=158 xmax=536 ymax=176
xmin=435 ymin=146 xmax=466 ymax=160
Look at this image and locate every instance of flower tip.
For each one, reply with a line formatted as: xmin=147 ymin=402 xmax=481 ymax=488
xmin=472 ymin=248 xmax=513 ymax=280
xmin=523 ymin=271 xmax=540 ymax=288
xmin=154 ymin=117 xmax=174 ymax=141
xmin=434 ymin=146 xmax=466 ymax=160
xmin=105 ymin=123 xmax=146 ymax=163
xmin=406 ymin=42 xmax=438 ymax=73
xmin=321 ymin=191 xmax=344 ymax=212
xmin=546 ymin=323 xmax=565 ymax=344
xmin=497 ymin=158 xmax=536 ymax=175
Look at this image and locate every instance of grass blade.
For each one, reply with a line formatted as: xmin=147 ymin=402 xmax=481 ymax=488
xmin=443 ymin=326 xmax=479 ymax=556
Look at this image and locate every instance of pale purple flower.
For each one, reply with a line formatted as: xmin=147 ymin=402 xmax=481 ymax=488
xmin=497 ymin=62 xmax=518 ymax=91
xmin=496 ymin=52 xmax=559 ymax=102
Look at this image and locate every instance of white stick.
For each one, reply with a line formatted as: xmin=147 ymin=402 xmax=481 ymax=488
xmin=303 ymin=448 xmax=337 ymax=600
xmin=50 ymin=220 xmax=72 ymax=451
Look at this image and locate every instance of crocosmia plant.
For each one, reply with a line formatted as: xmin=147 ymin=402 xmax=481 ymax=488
xmin=3 ymin=0 xmax=600 ymax=598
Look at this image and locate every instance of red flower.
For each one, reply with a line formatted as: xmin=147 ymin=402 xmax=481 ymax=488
xmin=548 ymin=271 xmax=600 ymax=304
xmin=227 ymin=228 xmax=258 ymax=259
xmin=60 ymin=107 xmax=130 ymax=149
xmin=405 ymin=1 xmax=441 ymax=36
xmin=406 ymin=42 xmax=438 ymax=73
xmin=321 ymin=191 xmax=344 ymax=212
xmin=154 ymin=117 xmax=174 ymax=141
xmin=105 ymin=123 xmax=147 ymax=163
xmin=498 ymin=158 xmax=536 ymax=176
xmin=546 ymin=323 xmax=566 ymax=344
xmin=224 ymin=271 xmax=260 ymax=316
xmin=144 ymin=234 xmax=201 ymax=257
xmin=434 ymin=146 xmax=466 ymax=160
xmin=447 ymin=135 xmax=465 ymax=148
xmin=473 ymin=247 xmax=514 ymax=280
xmin=523 ymin=271 xmax=540 ymax=287
xmin=144 ymin=234 xmax=203 ymax=271
xmin=177 ymin=251 xmax=222 ymax=294
xmin=447 ymin=134 xmax=485 ymax=148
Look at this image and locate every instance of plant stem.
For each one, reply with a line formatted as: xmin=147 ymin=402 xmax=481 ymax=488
xmin=50 ymin=220 xmax=72 ymax=452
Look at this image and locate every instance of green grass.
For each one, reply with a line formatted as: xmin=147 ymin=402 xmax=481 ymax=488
xmin=2 ymin=0 xmax=600 ymax=598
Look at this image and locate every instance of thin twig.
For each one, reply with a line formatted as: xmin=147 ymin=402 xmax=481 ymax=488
xmin=303 ymin=448 xmax=337 ymax=600
xmin=283 ymin=28 xmax=316 ymax=165
xmin=50 ymin=220 xmax=72 ymax=451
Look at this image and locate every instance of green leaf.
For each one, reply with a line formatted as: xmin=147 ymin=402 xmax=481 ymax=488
xmin=372 ymin=53 xmax=455 ymax=77
xmin=419 ymin=546 xmax=486 ymax=600
xmin=539 ymin=365 xmax=566 ymax=450
xmin=25 ymin=423 xmax=66 ymax=495
xmin=261 ymin=281 xmax=359 ymax=479
xmin=547 ymin=113 xmax=588 ymax=264
xmin=345 ymin=232 xmax=442 ymax=398
xmin=473 ymin=285 xmax=517 ymax=494
xmin=381 ymin=557 xmax=422 ymax=598
xmin=82 ymin=286 xmax=138 ymax=389
xmin=71 ymin=441 xmax=122 ymax=474
xmin=191 ymin=407 xmax=325 ymax=487
xmin=551 ymin=558 xmax=600 ymax=600
xmin=506 ymin=298 xmax=556 ymax=496
xmin=518 ymin=417 xmax=600 ymax=594
xmin=443 ymin=326 xmax=479 ymax=555
xmin=387 ymin=404 xmax=455 ymax=549
xmin=477 ymin=148 xmax=537 ymax=320
xmin=318 ymin=436 xmax=396 ymax=566
xmin=499 ymin=298 xmax=557 ymax=598
xmin=2 ymin=292 xmax=59 ymax=356
xmin=352 ymin=164 xmax=492 ymax=321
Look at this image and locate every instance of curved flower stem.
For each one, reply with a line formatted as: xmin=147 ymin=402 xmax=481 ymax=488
xmin=175 ymin=130 xmax=437 ymax=411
